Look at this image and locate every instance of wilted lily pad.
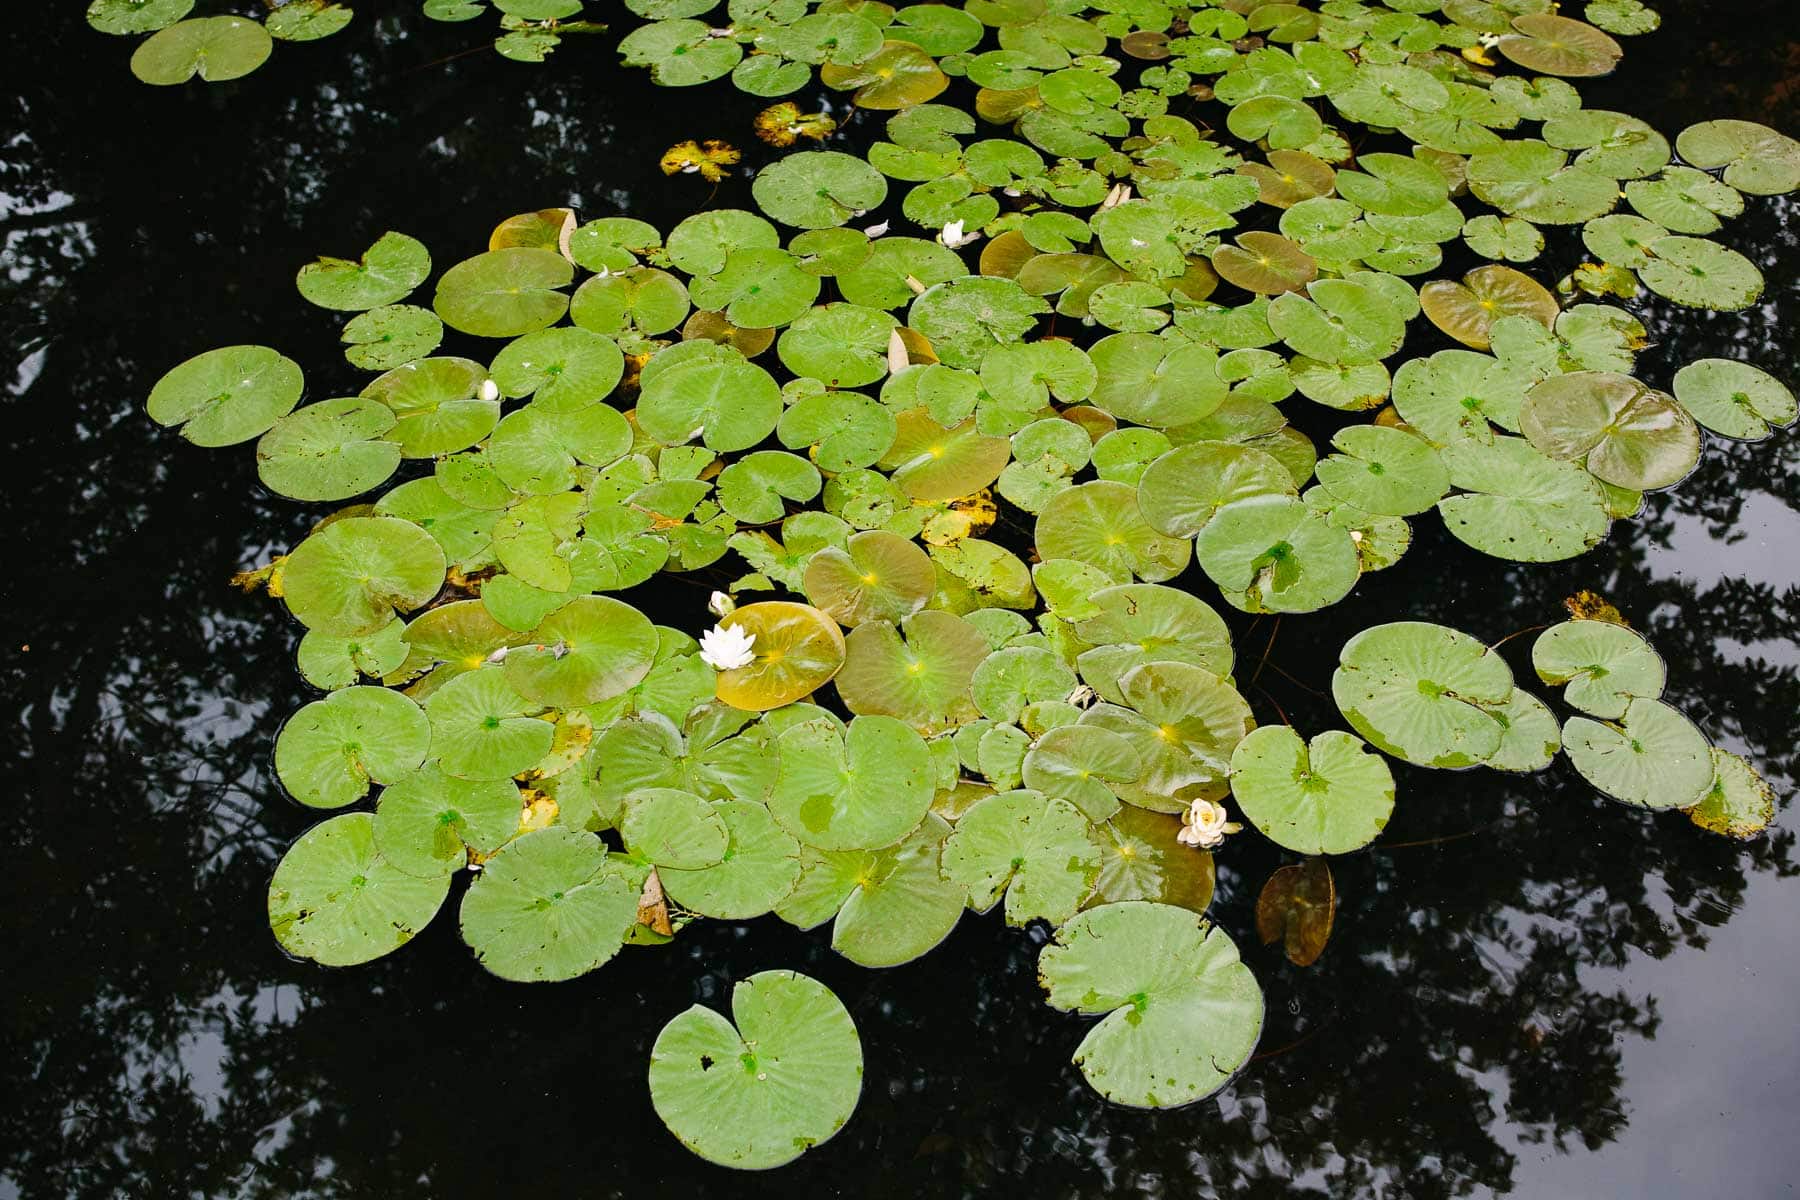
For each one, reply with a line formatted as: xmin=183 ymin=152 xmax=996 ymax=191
xmin=1039 ymin=902 xmax=1262 ymax=1108
xmin=649 ymin=970 xmax=862 ymax=1169
xmin=1255 ymin=857 xmax=1335 ymax=968
xmin=1685 ymin=749 xmax=1776 ymax=840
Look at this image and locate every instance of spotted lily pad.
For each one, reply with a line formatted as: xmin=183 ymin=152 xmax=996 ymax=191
xmin=1531 ymin=619 xmax=1665 ymax=719
xmin=942 ymin=789 xmax=1100 ymax=927
xmin=275 ymin=685 xmax=430 ymax=809
xmin=1563 ymin=697 xmax=1714 ymax=809
xmin=1671 ymin=358 xmax=1797 ymax=441
xmin=147 ymin=345 xmax=303 ymax=447
xmin=297 ymin=232 xmax=431 ymax=311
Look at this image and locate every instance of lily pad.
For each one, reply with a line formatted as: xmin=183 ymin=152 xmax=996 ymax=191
xmin=342 ymin=305 xmax=444 ymax=371
xmin=459 ymin=826 xmax=640 ymax=981
xmin=1676 ymin=119 xmax=1800 ymax=196
xmin=147 ymin=345 xmax=303 ymax=447
xmin=942 ymin=789 xmax=1100 ymax=926
xmin=619 ymin=788 xmax=729 ymax=870
xmin=87 ymin=0 xmax=194 ymax=35
xmin=131 ymin=16 xmax=272 ymax=84
xmin=1686 ymin=749 xmax=1776 ymax=840
xmin=835 ymin=610 xmax=987 ymax=731
xmin=1519 ymin=371 xmax=1700 ymax=491
xmin=425 ymin=667 xmax=554 ymax=781
xmin=268 ymin=812 xmax=450 ymax=966
xmin=1531 ymin=619 xmax=1665 ymax=719
xmin=1038 ymin=902 xmax=1262 ymax=1108
xmin=1331 ymin=621 xmax=1513 ymax=769
xmin=275 ymin=685 xmax=431 ymax=809
xmin=659 ymin=800 xmax=803 ymax=918
xmin=803 ymin=531 xmax=935 ymax=627
xmin=502 ymin=595 xmax=658 ymax=708
xmin=373 ymin=765 xmax=523 ymax=878
xmin=1635 ymin=235 xmax=1763 ymax=310
xmin=1193 ymin=494 xmax=1360 ymax=615
xmin=281 ymin=515 xmax=445 ymax=636
xmin=714 ymin=601 xmax=848 ymax=711
xmin=433 ymin=248 xmax=573 ymax=337
xmin=1313 ymin=425 xmax=1449 ymax=517
xmin=296 ymin=232 xmax=431 ymax=311
xmin=1229 ymin=726 xmax=1394 ymax=855
xmin=1255 ymin=857 xmax=1336 ymax=968
xmin=1671 ymin=358 xmax=1797 ymax=441
xmin=1036 ymin=480 xmax=1191 ymax=583
xmin=1563 ymin=697 xmax=1714 ymax=809
xmin=649 ymin=970 xmax=862 ymax=1169
xmin=1437 ymin=436 xmax=1611 ymax=562
xmin=752 ymin=151 xmax=889 ymax=229
xmin=768 ymin=715 xmax=935 ymax=850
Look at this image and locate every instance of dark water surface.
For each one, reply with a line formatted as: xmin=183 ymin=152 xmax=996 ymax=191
xmin=4 ymin=5 xmax=1799 ymax=1197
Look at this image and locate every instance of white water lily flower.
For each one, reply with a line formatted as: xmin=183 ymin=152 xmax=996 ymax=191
xmin=478 ymin=378 xmax=500 ymax=403
xmin=707 ymin=590 xmax=736 ymax=618
xmin=863 ymin=220 xmax=890 ymax=238
xmin=939 ymin=218 xmax=980 ymax=249
xmin=699 ymin=623 xmax=756 ymax=671
xmin=1177 ymin=798 xmax=1242 ymax=849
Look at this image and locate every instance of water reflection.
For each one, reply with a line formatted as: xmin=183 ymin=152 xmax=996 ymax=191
xmin=2 ymin=4 xmax=1797 ymax=1197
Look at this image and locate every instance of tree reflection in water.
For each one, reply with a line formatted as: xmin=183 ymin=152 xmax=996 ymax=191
xmin=1 ymin=3 xmax=1795 ymax=1196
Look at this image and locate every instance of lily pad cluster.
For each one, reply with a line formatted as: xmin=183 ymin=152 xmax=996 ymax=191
xmin=420 ymin=0 xmax=607 ymax=62
xmin=138 ymin=0 xmax=1799 ymax=1170
xmin=88 ymin=0 xmax=354 ymax=84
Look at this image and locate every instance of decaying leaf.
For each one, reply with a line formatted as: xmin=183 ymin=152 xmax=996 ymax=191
xmin=1563 ymin=589 xmax=1628 ymax=625
xmin=661 ymin=140 xmax=741 ymax=182
xmin=1255 ymin=857 xmax=1336 ymax=967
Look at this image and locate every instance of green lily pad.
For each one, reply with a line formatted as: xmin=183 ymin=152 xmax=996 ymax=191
xmin=752 ymin=151 xmax=889 ymax=229
xmin=1039 ymin=902 xmax=1262 ymax=1108
xmin=1085 ymin=806 xmax=1216 ymax=915
xmin=1137 ymin=442 xmax=1296 ymax=537
xmin=372 ymin=761 xmax=522 ymax=877
xmin=342 ymin=305 xmax=444 ymax=371
xmin=489 ymin=327 xmax=624 ymax=412
xmin=1484 ymin=687 xmax=1564 ymax=773
xmin=487 ymin=401 xmax=631 ymax=494
xmin=638 ymin=355 xmax=782 ymax=452
xmin=619 ymin=788 xmax=729 ymax=869
xmin=281 ymin=515 xmax=446 ymax=636
xmin=1313 ymin=425 xmax=1449 ymax=517
xmin=942 ymin=789 xmax=1100 ymax=926
xmin=1036 ymin=480 xmax=1191 ymax=583
xmin=268 ymin=812 xmax=450 ymax=966
xmin=1332 ymin=620 xmax=1513 ymax=769
xmin=131 ymin=16 xmax=272 ymax=84
xmin=649 ymin=970 xmax=862 ymax=1169
xmin=659 ymin=800 xmax=803 ymax=918
xmin=1437 ymin=435 xmax=1611 ymax=562
xmin=87 ymin=0 xmax=193 ymax=35
xmin=803 ymin=531 xmax=935 ymax=627
xmin=1531 ymin=619 xmax=1665 ymax=719
xmin=296 ymin=618 xmax=410 ymax=691
xmin=768 ymin=715 xmax=935 ymax=850
xmin=425 ymin=667 xmax=554 ymax=781
xmin=501 ymin=595 xmax=658 ymax=708
xmin=1072 ymin=583 xmax=1234 ymax=697
xmin=1497 ymin=13 xmax=1621 ymax=77
xmin=1671 ymin=358 xmax=1797 ymax=441
xmin=459 ymin=826 xmax=640 ymax=981
xmin=1563 ymin=697 xmax=1714 ymax=809
xmin=265 ymin=1 xmax=354 ymax=41
xmin=1228 ymin=726 xmax=1394 ymax=855
xmin=1519 ymin=371 xmax=1699 ymax=491
xmin=1635 ymin=235 xmax=1763 ymax=310
xmin=147 ymin=345 xmax=303 ymax=447
xmin=1676 ymin=119 xmax=1800 ymax=196
xmin=275 ymin=685 xmax=430 ymax=809
xmin=835 ymin=610 xmax=987 ymax=731
xmin=879 ymin=410 xmax=1013 ymax=501
xmin=1194 ymin=494 xmax=1360 ymax=615
xmin=297 ymin=232 xmax=430 ymax=311
xmin=433 ymin=248 xmax=572 ymax=337
xmin=361 ymin=357 xmax=498 ymax=459
xmin=1020 ymin=723 xmax=1142 ymax=822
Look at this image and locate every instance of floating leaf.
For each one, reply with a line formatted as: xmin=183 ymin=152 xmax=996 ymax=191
xmin=753 ymin=151 xmax=889 ymax=229
xmin=1563 ymin=697 xmax=1713 ymax=809
xmin=803 ymin=531 xmax=935 ymax=627
xmin=1313 ymin=425 xmax=1448 ymax=517
xmin=1229 ymin=727 xmax=1394 ymax=855
xmin=1086 ymin=807 xmax=1215 ymax=915
xmin=1332 ymin=621 xmax=1513 ymax=769
xmin=659 ymin=800 xmax=803 ymax=918
xmin=281 ymin=515 xmax=445 ymax=636
xmin=942 ymin=789 xmax=1100 ymax=926
xmin=1420 ymin=265 xmax=1558 ymax=351
xmin=1635 ymin=235 xmax=1763 ymax=310
xmin=459 ymin=826 xmax=640 ymax=981
xmin=768 ymin=715 xmax=935 ymax=850
xmin=835 ymin=610 xmax=986 ymax=731
xmin=1520 ymin=371 xmax=1699 ymax=491
xmin=341 ymin=305 xmax=444 ymax=372
xmin=649 ymin=970 xmax=862 ymax=1169
xmin=362 ymin=357 xmax=497 ymax=459
xmin=433 ymin=248 xmax=572 ymax=337
xmin=503 ymin=595 xmax=658 ymax=708
xmin=1194 ymin=494 xmax=1359 ymax=615
xmin=1038 ymin=902 xmax=1262 ymax=1108
xmin=1676 ymin=119 xmax=1800 ymax=196
xmin=131 ymin=16 xmax=272 ymax=84
xmin=714 ymin=601 xmax=848 ymax=711
xmin=1484 ymin=688 xmax=1563 ymax=773
xmin=268 ymin=813 xmax=450 ymax=966
xmin=1685 ymin=749 xmax=1776 ymax=840
xmin=1531 ymin=619 xmax=1665 ymax=719
xmin=425 ymin=667 xmax=554 ymax=781
xmin=619 ymin=788 xmax=728 ymax=869
xmin=1671 ymin=358 xmax=1797 ymax=441
xmin=296 ymin=232 xmax=431 ymax=311
xmin=373 ymin=765 xmax=523 ymax=878
xmin=275 ymin=686 xmax=430 ymax=809
xmin=1496 ymin=14 xmax=1621 ymax=77
xmin=1437 ymin=436 xmax=1611 ymax=562
xmin=1036 ymin=480 xmax=1191 ymax=583
xmin=146 ymin=345 xmax=302 ymax=447
xmin=87 ymin=0 xmax=193 ymax=35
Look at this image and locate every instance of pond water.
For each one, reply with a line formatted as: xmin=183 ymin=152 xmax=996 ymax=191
xmin=4 ymin=4 xmax=1798 ymax=1196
